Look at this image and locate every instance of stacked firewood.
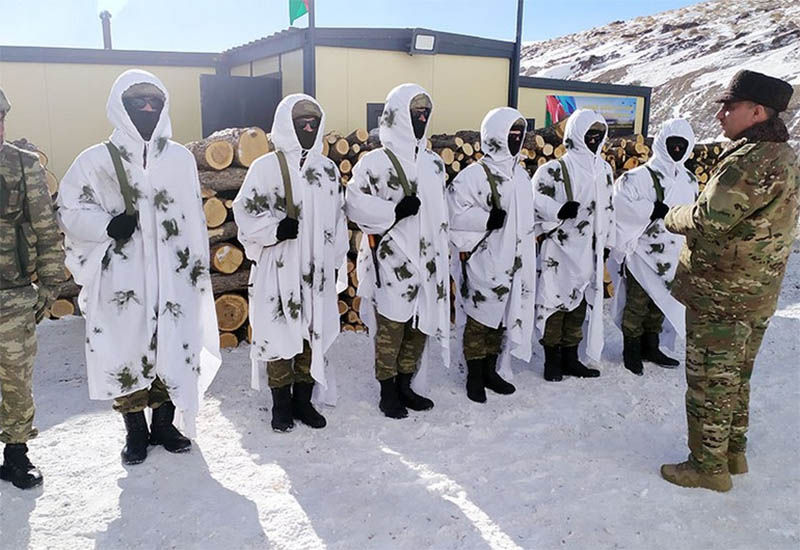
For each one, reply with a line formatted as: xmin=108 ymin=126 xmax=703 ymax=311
xmin=51 ymin=124 xmax=726 ymax=344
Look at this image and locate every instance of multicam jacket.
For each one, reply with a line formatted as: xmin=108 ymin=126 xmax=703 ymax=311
xmin=665 ymin=117 xmax=800 ymax=320
xmin=0 ymin=143 xmax=64 ymax=295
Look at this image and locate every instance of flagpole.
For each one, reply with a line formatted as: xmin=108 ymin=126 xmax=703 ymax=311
xmin=508 ymin=0 xmax=524 ymax=108
xmin=304 ymin=0 xmax=316 ymax=97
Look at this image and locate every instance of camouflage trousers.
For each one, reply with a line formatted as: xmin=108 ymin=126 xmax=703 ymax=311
xmin=541 ymin=299 xmax=587 ymax=348
xmin=113 ymin=376 xmax=171 ymax=414
xmin=685 ymin=308 xmax=769 ymax=474
xmin=463 ymin=315 xmax=504 ymax=361
xmin=374 ymin=314 xmax=426 ymax=381
xmin=0 ymin=286 xmax=38 ymax=444
xmin=621 ymin=268 xmax=664 ymax=338
xmin=267 ymin=340 xmax=313 ymax=389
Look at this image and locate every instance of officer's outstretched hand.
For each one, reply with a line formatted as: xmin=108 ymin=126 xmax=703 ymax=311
xmin=276 ymin=217 xmax=299 ymax=241
xmin=107 ymin=212 xmax=138 ymax=240
xmin=486 ymin=207 xmax=507 ymax=230
xmin=394 ymin=195 xmax=421 ymax=222
xmin=557 ymin=201 xmax=580 ymax=220
xmin=650 ymin=201 xmax=669 ymax=221
xmin=34 ymin=285 xmax=55 ymax=323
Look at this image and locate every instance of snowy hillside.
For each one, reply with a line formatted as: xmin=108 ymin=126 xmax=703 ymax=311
xmin=1 ymin=246 xmax=798 ymax=548
xmin=521 ymin=0 xmax=800 ymax=144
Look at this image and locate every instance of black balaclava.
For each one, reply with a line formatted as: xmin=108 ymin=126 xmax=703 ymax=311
xmin=122 ymin=83 xmax=164 ymax=142
xmin=292 ymin=99 xmax=322 ymax=151
xmin=665 ymin=136 xmax=689 ymax=162
xmin=410 ymin=93 xmax=432 ymax=140
xmin=508 ymin=119 xmax=526 ymax=156
xmin=584 ymin=123 xmax=606 ymax=154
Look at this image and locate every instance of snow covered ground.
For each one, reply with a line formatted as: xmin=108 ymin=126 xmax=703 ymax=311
xmin=1 ymin=244 xmax=798 ymax=549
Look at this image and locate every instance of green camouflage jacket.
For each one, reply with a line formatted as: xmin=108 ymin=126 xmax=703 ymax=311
xmin=0 ymin=143 xmax=65 ymax=292
xmin=665 ymin=118 xmax=799 ymax=319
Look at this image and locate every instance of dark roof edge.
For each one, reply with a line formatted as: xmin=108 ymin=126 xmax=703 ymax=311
xmin=0 ymin=45 xmax=219 ymax=67
xmin=519 ymin=76 xmax=651 ymax=97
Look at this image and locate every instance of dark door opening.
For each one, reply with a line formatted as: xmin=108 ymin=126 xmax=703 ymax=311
xmin=199 ymin=73 xmax=282 ymax=137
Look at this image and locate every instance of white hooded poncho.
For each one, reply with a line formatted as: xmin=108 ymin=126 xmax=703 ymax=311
xmin=532 ymin=109 xmax=616 ymax=362
xmin=448 ymin=107 xmax=536 ymax=377
xmin=57 ymin=69 xmax=221 ymax=435
xmin=608 ymin=118 xmax=698 ymax=347
xmin=232 ymin=94 xmax=348 ymax=404
xmin=345 ymin=84 xmax=451 ymax=389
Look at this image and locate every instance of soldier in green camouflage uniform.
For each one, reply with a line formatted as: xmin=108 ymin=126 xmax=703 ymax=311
xmin=661 ymin=71 xmax=799 ymax=492
xmin=0 ymin=87 xmax=66 ymax=489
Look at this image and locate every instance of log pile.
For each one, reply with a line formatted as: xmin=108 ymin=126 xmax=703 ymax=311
xmin=52 ymin=124 xmax=726 ymax=342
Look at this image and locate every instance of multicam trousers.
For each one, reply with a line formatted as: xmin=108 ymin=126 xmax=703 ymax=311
xmin=621 ymin=268 xmax=664 ymax=338
xmin=0 ymin=286 xmax=38 ymax=444
xmin=541 ymin=299 xmax=587 ymax=348
xmin=113 ymin=376 xmax=172 ymax=414
xmin=685 ymin=307 xmax=770 ymax=474
xmin=267 ymin=340 xmax=313 ymax=389
xmin=463 ymin=315 xmax=504 ymax=361
xmin=374 ymin=314 xmax=426 ymax=381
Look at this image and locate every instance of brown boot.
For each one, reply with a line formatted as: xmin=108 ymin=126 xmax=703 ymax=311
xmin=728 ymin=453 xmax=748 ymax=475
xmin=660 ymin=459 xmax=732 ymax=492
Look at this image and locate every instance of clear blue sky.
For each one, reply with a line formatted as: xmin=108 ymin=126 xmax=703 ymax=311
xmin=0 ymin=0 xmax=705 ymax=52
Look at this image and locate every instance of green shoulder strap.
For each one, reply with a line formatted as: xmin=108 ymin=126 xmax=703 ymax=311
xmin=105 ymin=141 xmax=136 ymax=216
xmin=478 ymin=161 xmax=501 ymax=210
xmin=557 ymin=158 xmax=574 ymax=202
xmin=275 ymin=150 xmax=297 ymax=220
xmin=383 ymin=148 xmax=413 ymax=196
xmin=645 ymin=166 xmax=665 ymax=203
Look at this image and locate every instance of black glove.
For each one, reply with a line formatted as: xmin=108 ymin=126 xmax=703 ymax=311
xmin=557 ymin=201 xmax=580 ymax=220
xmin=107 ymin=212 xmax=137 ymax=240
xmin=276 ymin=217 xmax=299 ymax=241
xmin=603 ymin=248 xmax=610 ymax=262
xmin=650 ymin=201 xmax=669 ymax=221
xmin=394 ymin=195 xmax=421 ymax=222
xmin=486 ymin=207 xmax=506 ymax=231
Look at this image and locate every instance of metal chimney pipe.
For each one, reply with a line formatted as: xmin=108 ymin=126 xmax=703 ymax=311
xmin=100 ymin=11 xmax=112 ymax=50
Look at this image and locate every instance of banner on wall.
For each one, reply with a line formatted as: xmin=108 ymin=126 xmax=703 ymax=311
xmin=545 ymin=95 xmax=637 ymax=137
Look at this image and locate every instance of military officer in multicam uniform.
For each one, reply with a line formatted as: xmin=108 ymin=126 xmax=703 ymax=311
xmin=661 ymin=70 xmax=799 ymax=492
xmin=0 ymin=87 xmax=66 ymax=489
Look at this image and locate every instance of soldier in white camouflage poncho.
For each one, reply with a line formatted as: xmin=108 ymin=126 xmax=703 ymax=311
xmin=448 ymin=107 xmax=536 ymax=403
xmin=233 ymin=94 xmax=348 ymax=432
xmin=58 ymin=70 xmax=221 ymax=465
xmin=346 ymin=84 xmax=450 ymax=419
xmin=608 ymin=118 xmax=698 ymax=376
xmin=532 ymin=109 xmax=615 ymax=382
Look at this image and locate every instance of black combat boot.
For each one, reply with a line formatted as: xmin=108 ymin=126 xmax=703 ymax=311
xmin=292 ymin=382 xmax=327 ymax=428
xmin=270 ymin=386 xmax=295 ymax=432
xmin=562 ymin=345 xmax=600 ymax=378
xmin=121 ymin=411 xmax=149 ymax=465
xmin=623 ymin=336 xmax=644 ymax=376
xmin=397 ymin=372 xmax=434 ymax=411
xmin=379 ymin=377 xmax=408 ymax=419
xmin=0 ymin=443 xmax=43 ymax=489
xmin=150 ymin=401 xmax=191 ymax=453
xmin=483 ymin=354 xmax=515 ymax=394
xmin=641 ymin=332 xmax=680 ymax=367
xmin=466 ymin=358 xmax=487 ymax=403
xmin=543 ymin=345 xmax=563 ymax=382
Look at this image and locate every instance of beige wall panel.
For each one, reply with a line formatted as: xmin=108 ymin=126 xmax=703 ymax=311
xmin=315 ymin=47 xmax=508 ymax=135
xmin=0 ymin=62 xmax=214 ymax=179
xmin=518 ymin=87 xmax=646 ymax=135
xmin=280 ymin=50 xmax=304 ymax=97
xmin=231 ymin=63 xmax=251 ymax=76
xmin=251 ymin=56 xmax=280 ymax=76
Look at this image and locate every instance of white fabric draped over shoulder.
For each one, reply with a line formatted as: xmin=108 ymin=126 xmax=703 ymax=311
xmin=448 ymin=107 xmax=536 ymax=378
xmin=531 ymin=109 xmax=616 ymax=362
xmin=232 ymin=94 xmax=348 ymax=405
xmin=345 ymin=83 xmax=451 ymax=393
xmin=57 ymin=69 xmax=221 ymax=436
xmin=608 ymin=118 xmax=699 ymax=348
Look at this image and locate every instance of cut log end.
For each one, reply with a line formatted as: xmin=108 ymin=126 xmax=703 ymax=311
xmin=215 ymin=293 xmax=249 ymax=332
